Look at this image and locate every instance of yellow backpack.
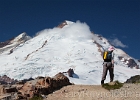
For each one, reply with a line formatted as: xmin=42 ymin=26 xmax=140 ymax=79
xmin=103 ymin=51 xmax=112 ymax=62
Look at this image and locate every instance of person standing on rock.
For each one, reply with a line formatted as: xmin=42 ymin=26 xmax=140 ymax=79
xmin=101 ymin=46 xmax=115 ymax=85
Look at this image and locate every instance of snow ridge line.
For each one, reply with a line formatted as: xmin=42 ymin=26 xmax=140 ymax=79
xmin=25 ymin=40 xmax=47 ymax=60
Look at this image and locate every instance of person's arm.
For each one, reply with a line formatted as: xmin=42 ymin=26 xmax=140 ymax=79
xmin=111 ymin=53 xmax=114 ymax=66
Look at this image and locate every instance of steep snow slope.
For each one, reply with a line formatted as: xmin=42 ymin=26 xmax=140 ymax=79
xmin=0 ymin=21 xmax=139 ymax=85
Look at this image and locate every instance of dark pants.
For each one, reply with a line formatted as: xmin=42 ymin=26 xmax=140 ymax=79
xmin=102 ymin=62 xmax=114 ymax=82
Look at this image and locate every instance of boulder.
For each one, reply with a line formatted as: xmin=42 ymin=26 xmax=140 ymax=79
xmin=67 ymin=68 xmax=74 ymax=77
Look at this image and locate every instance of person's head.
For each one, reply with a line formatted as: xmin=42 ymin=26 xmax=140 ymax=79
xmin=108 ymin=46 xmax=115 ymax=52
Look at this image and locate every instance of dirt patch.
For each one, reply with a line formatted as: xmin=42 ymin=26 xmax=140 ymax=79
xmin=45 ymin=84 xmax=140 ymax=100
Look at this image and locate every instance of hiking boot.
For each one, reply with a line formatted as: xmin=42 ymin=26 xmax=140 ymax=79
xmin=101 ymin=80 xmax=104 ymax=85
xmin=110 ymin=80 xmax=113 ymax=82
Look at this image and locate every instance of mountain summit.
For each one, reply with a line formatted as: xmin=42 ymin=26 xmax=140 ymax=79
xmin=0 ymin=21 xmax=139 ymax=85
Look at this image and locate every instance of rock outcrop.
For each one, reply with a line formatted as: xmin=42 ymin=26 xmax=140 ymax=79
xmin=0 ymin=38 xmax=14 ymax=48
xmin=57 ymin=21 xmax=68 ymax=28
xmin=118 ymin=56 xmax=139 ymax=68
xmin=0 ymin=75 xmax=17 ymax=85
xmin=125 ymin=75 xmax=140 ymax=83
xmin=15 ymin=72 xmax=71 ymax=99
xmin=0 ymin=73 xmax=71 ymax=99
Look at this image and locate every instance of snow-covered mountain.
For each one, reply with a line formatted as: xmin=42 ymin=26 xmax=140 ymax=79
xmin=0 ymin=20 xmax=140 ymax=85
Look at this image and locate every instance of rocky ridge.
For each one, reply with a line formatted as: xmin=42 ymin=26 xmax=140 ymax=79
xmin=0 ymin=32 xmax=31 ymax=54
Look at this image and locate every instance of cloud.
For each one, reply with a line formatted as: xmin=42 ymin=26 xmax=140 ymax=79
xmin=109 ymin=38 xmax=128 ymax=48
xmin=58 ymin=20 xmax=93 ymax=41
xmin=36 ymin=20 xmax=94 ymax=42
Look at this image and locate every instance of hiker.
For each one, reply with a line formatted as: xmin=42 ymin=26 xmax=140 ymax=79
xmin=101 ymin=46 xmax=115 ymax=85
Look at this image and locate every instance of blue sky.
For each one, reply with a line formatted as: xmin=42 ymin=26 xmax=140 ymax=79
xmin=0 ymin=0 xmax=140 ymax=59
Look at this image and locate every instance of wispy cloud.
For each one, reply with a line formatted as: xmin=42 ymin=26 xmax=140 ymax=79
xmin=122 ymin=36 xmax=127 ymax=38
xmin=109 ymin=38 xmax=128 ymax=48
